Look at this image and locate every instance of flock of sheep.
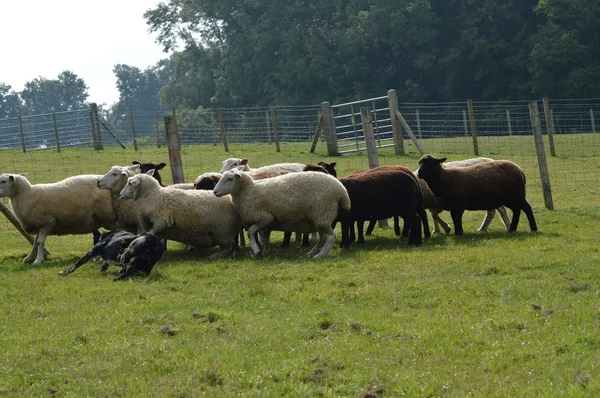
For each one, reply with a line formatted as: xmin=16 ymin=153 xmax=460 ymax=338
xmin=0 ymin=155 xmax=538 ymax=278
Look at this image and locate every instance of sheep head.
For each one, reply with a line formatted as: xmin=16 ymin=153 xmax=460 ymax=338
xmin=417 ymin=155 xmax=447 ymax=181
xmin=213 ymin=166 xmax=244 ymax=197
xmin=98 ymin=165 xmax=139 ymax=190
xmin=119 ymin=175 xmax=143 ymax=201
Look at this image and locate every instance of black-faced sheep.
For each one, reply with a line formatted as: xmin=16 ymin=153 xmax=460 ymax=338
xmin=119 ymin=172 xmax=241 ymax=258
xmin=337 ymin=166 xmax=430 ymax=247
xmin=219 ymin=157 xmax=306 ymax=174
xmin=113 ymin=232 xmax=166 ymax=281
xmin=59 ymin=229 xmax=138 ymax=276
xmin=132 ymin=161 xmax=195 ymax=189
xmin=417 ymin=154 xmax=537 ymax=235
xmin=0 ymin=173 xmax=116 ymax=264
xmin=213 ymin=167 xmax=350 ymax=259
xmin=132 ymin=161 xmax=167 ymax=186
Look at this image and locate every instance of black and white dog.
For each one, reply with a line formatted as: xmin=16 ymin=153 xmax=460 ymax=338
xmin=59 ymin=230 xmax=165 ymax=280
xmin=113 ymin=232 xmax=166 ymax=281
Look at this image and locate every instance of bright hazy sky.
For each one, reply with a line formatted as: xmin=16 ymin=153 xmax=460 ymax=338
xmin=0 ymin=0 xmax=168 ymax=106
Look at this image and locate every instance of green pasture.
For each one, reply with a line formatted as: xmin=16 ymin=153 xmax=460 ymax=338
xmin=0 ymin=138 xmax=599 ymax=396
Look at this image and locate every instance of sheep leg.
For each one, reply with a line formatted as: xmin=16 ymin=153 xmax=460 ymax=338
xmin=23 ymin=234 xmax=40 ymax=263
xmin=522 ymin=201 xmax=538 ymax=232
xmin=281 ymin=231 xmax=292 ymax=247
xmin=365 ymin=219 xmax=376 ymax=236
xmin=430 ymin=210 xmax=451 ymax=234
xmin=208 ymin=245 xmax=234 ymax=259
xmin=356 ymin=220 xmax=366 ymax=243
xmin=247 ymin=224 xmax=264 ymax=258
xmin=308 ymin=232 xmax=326 ymax=257
xmin=478 ymin=210 xmax=496 ymax=232
xmin=340 ymin=219 xmax=353 ymax=248
xmin=260 ymin=231 xmax=271 ymax=253
xmin=405 ymin=211 xmax=422 ymax=246
xmin=497 ymin=206 xmax=511 ymax=231
xmin=393 ymin=216 xmax=401 ymax=236
xmin=450 ymin=209 xmax=465 ymax=236
xmin=32 ymin=229 xmax=49 ymax=265
xmin=311 ymin=228 xmax=336 ymax=258
xmin=509 ymin=207 xmax=522 ymax=232
xmin=416 ymin=207 xmax=430 ymax=238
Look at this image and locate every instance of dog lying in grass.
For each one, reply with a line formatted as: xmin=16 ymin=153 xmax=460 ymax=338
xmin=59 ymin=230 xmax=165 ymax=280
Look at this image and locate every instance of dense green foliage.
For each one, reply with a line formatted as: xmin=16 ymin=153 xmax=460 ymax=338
xmin=1 ymin=1 xmax=598 ymax=120
xmin=141 ymin=0 xmax=600 ymax=109
xmin=0 ymin=143 xmax=598 ymax=396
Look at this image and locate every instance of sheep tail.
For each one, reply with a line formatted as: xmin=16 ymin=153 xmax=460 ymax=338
xmin=338 ymin=194 xmax=351 ymax=215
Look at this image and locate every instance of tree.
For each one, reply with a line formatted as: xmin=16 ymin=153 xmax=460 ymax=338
xmin=20 ymin=71 xmax=89 ymax=114
xmin=0 ymin=83 xmax=22 ymax=118
xmin=529 ymin=0 xmax=600 ymax=97
xmin=112 ymin=62 xmax=170 ymax=114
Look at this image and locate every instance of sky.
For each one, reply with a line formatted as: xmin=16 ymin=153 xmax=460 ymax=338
xmin=0 ymin=0 xmax=169 ymax=106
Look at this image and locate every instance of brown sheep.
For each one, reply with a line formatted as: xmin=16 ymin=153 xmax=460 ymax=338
xmin=416 ymin=154 xmax=537 ymax=235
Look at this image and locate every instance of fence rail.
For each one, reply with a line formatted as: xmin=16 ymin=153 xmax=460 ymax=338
xmin=1 ymin=96 xmax=598 ymax=156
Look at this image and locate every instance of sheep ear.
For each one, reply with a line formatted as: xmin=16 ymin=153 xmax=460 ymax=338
xmin=438 ymin=158 xmax=447 ymax=164
xmin=235 ymin=165 xmax=245 ymax=172
xmin=131 ymin=164 xmax=140 ymax=172
xmin=157 ymin=163 xmax=166 ymax=170
xmin=329 ymin=162 xmax=336 ymax=167
xmin=132 ymin=161 xmax=140 ymax=165
xmin=19 ymin=172 xmax=28 ymax=177
xmin=146 ymin=169 xmax=156 ymax=176
xmin=240 ymin=158 xmax=249 ymax=165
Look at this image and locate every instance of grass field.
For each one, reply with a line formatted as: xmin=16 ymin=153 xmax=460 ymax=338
xmin=0 ymin=140 xmax=599 ymax=396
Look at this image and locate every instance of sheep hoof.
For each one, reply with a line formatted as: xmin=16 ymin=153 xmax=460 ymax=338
xmin=253 ymin=251 xmax=263 ymax=259
xmin=58 ymin=270 xmax=69 ymax=276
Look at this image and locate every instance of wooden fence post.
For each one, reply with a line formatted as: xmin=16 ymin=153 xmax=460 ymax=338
xmin=265 ymin=110 xmax=272 ymax=144
xmin=591 ymin=109 xmax=596 ymax=133
xmin=17 ymin=115 xmax=26 ymax=153
xmin=52 ymin=113 xmax=61 ymax=153
xmin=467 ymin=99 xmax=479 ymax=156
xmin=394 ymin=110 xmax=425 ymax=155
xmin=416 ymin=109 xmax=422 ymax=140
xmin=309 ymin=115 xmax=324 ymax=153
xmin=269 ymin=104 xmax=281 ymax=152
xmin=506 ymin=109 xmax=513 ymax=136
xmin=528 ymin=101 xmax=554 ymax=210
xmin=361 ymin=106 xmax=387 ymax=228
xmin=164 ymin=115 xmax=185 ymax=184
xmin=90 ymin=103 xmax=103 ymax=150
xmin=216 ymin=107 xmax=229 ymax=152
xmin=462 ymin=110 xmax=469 ymax=137
xmin=387 ymin=89 xmax=405 ymax=155
xmin=361 ymin=107 xmax=379 ymax=169
xmin=155 ymin=115 xmax=161 ymax=148
xmin=129 ymin=110 xmax=138 ymax=151
xmin=320 ymin=101 xmax=339 ymax=156
xmin=542 ymin=97 xmax=556 ymax=156
xmin=0 ymin=201 xmax=50 ymax=255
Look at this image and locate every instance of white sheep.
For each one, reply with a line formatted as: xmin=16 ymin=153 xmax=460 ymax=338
xmin=219 ymin=157 xmax=305 ymax=174
xmin=213 ymin=167 xmax=351 ymax=259
xmin=0 ymin=173 xmax=116 ymax=264
xmin=118 ymin=171 xmax=241 ymax=258
xmin=97 ymin=165 xmax=141 ymax=233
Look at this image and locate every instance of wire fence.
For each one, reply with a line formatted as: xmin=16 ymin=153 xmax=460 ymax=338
xmin=0 ymin=94 xmax=598 ymax=227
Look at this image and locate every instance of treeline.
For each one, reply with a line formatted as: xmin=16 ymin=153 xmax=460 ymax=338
xmin=2 ymin=0 xmax=599 ymax=119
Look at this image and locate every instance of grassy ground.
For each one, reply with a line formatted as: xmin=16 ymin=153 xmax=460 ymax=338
xmin=0 ymin=140 xmax=599 ymax=396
